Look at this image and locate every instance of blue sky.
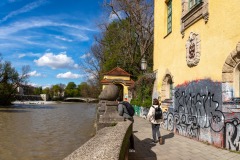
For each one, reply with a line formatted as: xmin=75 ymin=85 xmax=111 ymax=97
xmin=0 ymin=0 xmax=107 ymax=88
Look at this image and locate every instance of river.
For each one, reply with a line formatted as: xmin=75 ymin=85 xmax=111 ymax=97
xmin=0 ymin=102 xmax=97 ymax=160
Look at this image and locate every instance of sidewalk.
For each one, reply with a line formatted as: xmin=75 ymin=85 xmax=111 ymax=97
xmin=128 ymin=116 xmax=240 ymax=160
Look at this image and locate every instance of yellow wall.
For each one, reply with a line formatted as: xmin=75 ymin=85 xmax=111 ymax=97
xmin=154 ymin=0 xmax=240 ymax=90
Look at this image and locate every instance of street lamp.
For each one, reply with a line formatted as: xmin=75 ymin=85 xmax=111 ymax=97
xmin=141 ymin=57 xmax=147 ymax=73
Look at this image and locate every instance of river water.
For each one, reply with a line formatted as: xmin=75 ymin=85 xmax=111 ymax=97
xmin=0 ymin=102 xmax=97 ymax=160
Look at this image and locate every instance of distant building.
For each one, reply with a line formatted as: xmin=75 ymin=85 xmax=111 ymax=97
xmin=40 ymin=94 xmax=49 ymax=101
xmin=154 ymin=0 xmax=240 ymax=151
xmin=17 ymin=86 xmax=24 ymax=95
xmin=101 ymin=67 xmax=135 ymax=102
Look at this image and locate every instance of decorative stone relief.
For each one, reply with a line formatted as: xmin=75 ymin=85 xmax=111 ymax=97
xmin=186 ymin=32 xmax=201 ymax=67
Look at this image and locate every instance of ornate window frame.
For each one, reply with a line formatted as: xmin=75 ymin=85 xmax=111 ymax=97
xmin=181 ymin=0 xmax=209 ymax=36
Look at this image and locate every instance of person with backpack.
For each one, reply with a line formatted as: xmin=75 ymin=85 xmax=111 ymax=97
xmin=147 ymin=98 xmax=163 ymax=145
xmin=116 ymin=97 xmax=135 ymax=152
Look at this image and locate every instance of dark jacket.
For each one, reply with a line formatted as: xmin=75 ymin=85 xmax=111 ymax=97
xmin=118 ymin=102 xmax=134 ymax=121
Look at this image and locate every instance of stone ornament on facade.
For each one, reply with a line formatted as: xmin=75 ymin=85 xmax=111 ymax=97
xmin=181 ymin=0 xmax=209 ymax=36
xmin=186 ymin=32 xmax=201 ymax=67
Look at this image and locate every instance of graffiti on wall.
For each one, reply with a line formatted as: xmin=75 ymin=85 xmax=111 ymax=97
xmin=162 ymin=112 xmax=174 ymax=131
xmin=174 ymin=79 xmax=225 ymax=139
xmin=225 ymin=118 xmax=240 ymax=151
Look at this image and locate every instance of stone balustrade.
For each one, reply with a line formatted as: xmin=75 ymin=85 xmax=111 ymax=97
xmin=64 ymin=100 xmax=132 ymax=160
xmin=63 ymin=120 xmax=132 ymax=160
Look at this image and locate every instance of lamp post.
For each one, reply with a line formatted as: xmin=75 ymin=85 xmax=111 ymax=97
xmin=141 ymin=57 xmax=147 ymax=73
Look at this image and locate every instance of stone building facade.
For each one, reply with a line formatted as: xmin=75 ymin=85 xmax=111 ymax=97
xmin=154 ymin=0 xmax=240 ymax=151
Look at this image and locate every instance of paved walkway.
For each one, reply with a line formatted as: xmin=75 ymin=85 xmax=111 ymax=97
xmin=128 ymin=116 xmax=240 ymax=160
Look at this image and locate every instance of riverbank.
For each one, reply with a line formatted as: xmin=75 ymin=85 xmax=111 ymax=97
xmin=12 ymin=100 xmax=59 ymax=105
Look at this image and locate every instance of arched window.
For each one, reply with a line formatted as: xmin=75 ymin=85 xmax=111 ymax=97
xmin=162 ymin=74 xmax=173 ymax=100
xmin=222 ymin=42 xmax=240 ymax=102
xmin=234 ymin=63 xmax=240 ymax=97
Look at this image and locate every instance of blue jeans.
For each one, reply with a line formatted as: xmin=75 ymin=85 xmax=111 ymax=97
xmin=152 ymin=123 xmax=161 ymax=141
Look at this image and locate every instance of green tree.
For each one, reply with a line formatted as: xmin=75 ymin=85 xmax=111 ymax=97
xmin=104 ymin=0 xmax=154 ymax=75
xmin=65 ymin=82 xmax=79 ymax=97
xmin=130 ymin=75 xmax=155 ymax=107
xmin=0 ymin=60 xmax=30 ymax=105
xmin=33 ymin=87 xmax=43 ymax=95
xmin=78 ymin=82 xmax=90 ymax=97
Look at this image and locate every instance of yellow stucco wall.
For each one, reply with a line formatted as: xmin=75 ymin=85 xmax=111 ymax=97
xmin=154 ymin=0 xmax=240 ymax=90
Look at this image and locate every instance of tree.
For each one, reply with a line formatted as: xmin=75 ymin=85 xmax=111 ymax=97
xmin=104 ymin=0 xmax=154 ymax=73
xmin=33 ymin=87 xmax=43 ymax=95
xmin=78 ymin=82 xmax=90 ymax=97
xmin=80 ymin=0 xmax=154 ymax=101
xmin=0 ymin=60 xmax=30 ymax=105
xmin=65 ymin=82 xmax=79 ymax=97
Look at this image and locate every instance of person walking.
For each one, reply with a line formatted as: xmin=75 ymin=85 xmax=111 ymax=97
xmin=147 ymin=98 xmax=163 ymax=144
xmin=116 ymin=97 xmax=135 ymax=152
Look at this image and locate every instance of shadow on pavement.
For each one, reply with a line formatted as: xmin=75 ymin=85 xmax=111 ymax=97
xmin=162 ymin=132 xmax=174 ymax=144
xmin=128 ymin=136 xmax=157 ymax=160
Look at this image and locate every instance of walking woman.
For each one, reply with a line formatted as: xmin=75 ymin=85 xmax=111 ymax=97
xmin=147 ymin=98 xmax=163 ymax=144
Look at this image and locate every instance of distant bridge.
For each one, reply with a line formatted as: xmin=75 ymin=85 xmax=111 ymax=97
xmin=64 ymin=97 xmax=98 ymax=103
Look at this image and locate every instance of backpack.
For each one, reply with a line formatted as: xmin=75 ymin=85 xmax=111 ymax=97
xmin=154 ymin=105 xmax=162 ymax=120
xmin=121 ymin=101 xmax=135 ymax=117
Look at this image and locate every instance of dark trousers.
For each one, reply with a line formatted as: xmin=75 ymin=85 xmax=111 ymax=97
xmin=152 ymin=123 xmax=161 ymax=141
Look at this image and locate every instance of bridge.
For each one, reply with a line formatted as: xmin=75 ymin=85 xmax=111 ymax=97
xmin=64 ymin=97 xmax=98 ymax=103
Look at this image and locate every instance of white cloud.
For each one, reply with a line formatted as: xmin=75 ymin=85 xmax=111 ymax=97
xmin=0 ymin=19 xmax=96 ymax=36
xmin=18 ymin=52 xmax=41 ymax=58
xmin=34 ymin=52 xmax=79 ymax=69
xmin=27 ymin=82 xmax=41 ymax=87
xmin=56 ymin=71 xmax=81 ymax=79
xmin=55 ymin=35 xmax=73 ymax=42
xmin=18 ymin=54 xmax=26 ymax=58
xmin=80 ymin=53 xmax=91 ymax=59
xmin=109 ymin=11 xmax=126 ymax=22
xmin=28 ymin=70 xmax=41 ymax=77
xmin=0 ymin=0 xmax=48 ymax=23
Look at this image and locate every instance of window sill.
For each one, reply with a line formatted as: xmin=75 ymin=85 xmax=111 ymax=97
xmin=163 ymin=31 xmax=172 ymax=39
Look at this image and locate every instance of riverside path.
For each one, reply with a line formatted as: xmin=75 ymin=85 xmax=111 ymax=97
xmin=128 ymin=116 xmax=240 ymax=160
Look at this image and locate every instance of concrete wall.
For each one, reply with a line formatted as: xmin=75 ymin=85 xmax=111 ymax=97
xmin=63 ymin=121 xmax=132 ymax=160
xmin=64 ymin=100 xmax=132 ymax=160
xmin=173 ymin=79 xmax=224 ymax=147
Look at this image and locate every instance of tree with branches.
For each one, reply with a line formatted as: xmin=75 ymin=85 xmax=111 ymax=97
xmin=0 ymin=57 xmax=30 ymax=105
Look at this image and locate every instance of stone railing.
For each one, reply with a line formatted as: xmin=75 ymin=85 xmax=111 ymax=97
xmin=64 ymin=100 xmax=132 ymax=160
xmin=63 ymin=120 xmax=132 ymax=160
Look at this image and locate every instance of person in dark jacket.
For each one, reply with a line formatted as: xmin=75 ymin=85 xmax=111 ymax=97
xmin=116 ymin=97 xmax=135 ymax=152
